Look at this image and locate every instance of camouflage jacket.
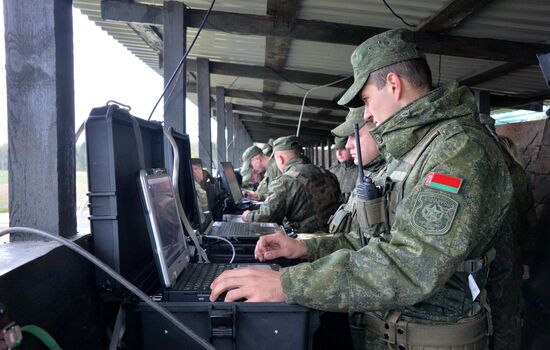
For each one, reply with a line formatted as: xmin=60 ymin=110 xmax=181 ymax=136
xmin=328 ymin=156 xmax=385 ymax=234
xmin=281 ymin=83 xmax=513 ymax=323
xmin=194 ymin=180 xmax=209 ymax=212
xmin=330 ymin=160 xmax=358 ymax=204
xmin=250 ymin=157 xmax=341 ymax=233
xmin=255 ymin=157 xmax=282 ymax=201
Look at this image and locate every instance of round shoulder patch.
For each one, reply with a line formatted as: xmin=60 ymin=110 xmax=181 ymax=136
xmin=411 ymin=192 xmax=458 ymax=235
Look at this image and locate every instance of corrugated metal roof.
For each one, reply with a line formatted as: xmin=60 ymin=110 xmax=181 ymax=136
xmin=73 ymin=0 xmax=550 ymax=143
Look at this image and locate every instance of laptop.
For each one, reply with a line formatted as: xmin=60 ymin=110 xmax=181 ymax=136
xmin=219 ymin=161 xmax=262 ymax=211
xmin=137 ymin=168 xmax=278 ymax=302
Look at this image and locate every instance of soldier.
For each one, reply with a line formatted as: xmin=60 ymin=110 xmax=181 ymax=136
xmin=210 ymin=29 xmax=513 ymax=350
xmin=261 ymin=138 xmax=274 ymax=157
xmin=330 ymin=133 xmax=357 ymax=204
xmin=241 ymin=135 xmax=340 ymax=233
xmin=328 ymin=108 xmax=385 ymax=234
xmin=240 ymin=146 xmax=264 ymax=190
xmin=244 ymin=143 xmax=282 ymax=201
xmin=479 ymin=114 xmax=538 ymax=350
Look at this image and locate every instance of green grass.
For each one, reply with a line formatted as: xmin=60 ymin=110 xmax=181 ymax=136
xmin=0 ymin=170 xmax=89 ymax=214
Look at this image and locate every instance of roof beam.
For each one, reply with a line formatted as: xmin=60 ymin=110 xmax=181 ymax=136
xmin=232 ymin=104 xmax=343 ymax=124
xmin=101 ymin=1 xmax=550 ymax=64
xmin=458 ymin=62 xmax=527 ymax=87
xmin=239 ymin=115 xmax=333 ymax=131
xmin=186 ymin=83 xmax=346 ymax=111
xmin=417 ymin=0 xmax=495 ymax=32
xmin=263 ymin=0 xmax=297 ymax=109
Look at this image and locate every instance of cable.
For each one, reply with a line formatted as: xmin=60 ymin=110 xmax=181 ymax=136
xmin=296 ymin=76 xmax=350 ymax=137
xmin=162 ymin=127 xmax=210 ymax=263
xmin=20 ymin=325 xmax=62 ymax=350
xmin=203 ymin=235 xmax=236 ymax=263
xmin=0 ymin=227 xmax=215 ymax=350
xmin=382 ymin=0 xmax=417 ymax=28
xmin=148 ymin=0 xmax=217 ymax=121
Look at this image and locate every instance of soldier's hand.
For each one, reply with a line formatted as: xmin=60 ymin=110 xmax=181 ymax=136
xmin=241 ymin=210 xmax=251 ymax=222
xmin=209 ymin=267 xmax=286 ymax=302
xmin=254 ymin=230 xmax=308 ymax=262
xmin=245 ymin=191 xmax=260 ymax=201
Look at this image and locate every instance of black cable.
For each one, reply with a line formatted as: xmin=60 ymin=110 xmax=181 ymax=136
xmin=437 ymin=54 xmax=442 ymax=87
xmin=381 ymin=0 xmax=417 ymax=28
xmin=148 ymin=0 xmax=217 ymax=121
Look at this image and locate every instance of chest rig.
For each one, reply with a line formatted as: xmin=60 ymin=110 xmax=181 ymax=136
xmin=355 ymin=122 xmax=446 ymax=246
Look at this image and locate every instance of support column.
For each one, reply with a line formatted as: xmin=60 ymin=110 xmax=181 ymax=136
xmin=321 ymin=142 xmax=325 ymax=168
xmin=6 ymin=0 xmax=76 ymax=239
xmin=327 ymin=137 xmax=332 ymax=167
xmin=216 ymin=87 xmax=227 ymax=163
xmin=226 ymin=103 xmax=235 ymax=165
xmin=163 ymin=1 xmax=186 ymax=173
xmin=163 ymin=1 xmax=186 ymax=134
xmin=475 ymin=90 xmax=491 ymax=116
xmin=197 ymin=58 xmax=212 ymax=172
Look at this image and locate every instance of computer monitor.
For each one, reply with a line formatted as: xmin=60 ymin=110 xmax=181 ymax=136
xmin=219 ymin=162 xmax=243 ymax=203
xmin=138 ymin=169 xmax=190 ymax=288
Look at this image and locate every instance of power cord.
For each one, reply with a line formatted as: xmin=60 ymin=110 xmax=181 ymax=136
xmin=381 ymin=0 xmax=417 ymax=28
xmin=148 ymin=0 xmax=217 ymax=121
xmin=0 ymin=227 xmax=215 ymax=350
xmin=203 ymin=235 xmax=236 ymax=263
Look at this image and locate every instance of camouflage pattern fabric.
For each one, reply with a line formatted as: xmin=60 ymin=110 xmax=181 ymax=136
xmin=255 ymin=157 xmax=282 ymax=201
xmin=329 ymin=160 xmax=358 ymax=204
xmin=250 ymin=156 xmax=341 ymax=233
xmin=487 ymin=150 xmax=538 ymax=350
xmin=194 ymin=180 xmax=209 ymax=212
xmin=280 ymin=83 xmax=513 ymax=350
xmin=328 ymin=155 xmax=385 ymax=234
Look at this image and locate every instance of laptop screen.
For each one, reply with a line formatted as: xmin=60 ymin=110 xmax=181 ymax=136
xmin=220 ymin=162 xmax=243 ymax=203
xmin=139 ymin=169 xmax=189 ymax=287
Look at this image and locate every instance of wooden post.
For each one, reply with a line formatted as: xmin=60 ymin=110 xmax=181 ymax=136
xmin=327 ymin=137 xmax=332 ymax=167
xmin=197 ymin=58 xmax=212 ymax=172
xmin=216 ymin=87 xmax=227 ymax=163
xmin=5 ymin=0 xmax=76 ymax=239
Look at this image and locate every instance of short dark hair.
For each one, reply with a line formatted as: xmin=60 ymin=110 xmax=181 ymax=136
xmin=370 ymin=58 xmax=432 ymax=90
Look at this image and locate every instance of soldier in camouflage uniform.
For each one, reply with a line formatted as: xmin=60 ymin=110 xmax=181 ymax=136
xmin=241 ymin=135 xmax=341 ymax=233
xmin=210 ymin=29 xmax=513 ymax=350
xmin=262 ymin=138 xmax=274 ymax=157
xmin=328 ymin=109 xmax=385 ymax=235
xmin=241 ymin=144 xmax=282 ymax=201
xmin=479 ymin=115 xmax=538 ymax=350
xmin=240 ymin=146 xmax=264 ymax=190
xmin=330 ymin=134 xmax=358 ymax=204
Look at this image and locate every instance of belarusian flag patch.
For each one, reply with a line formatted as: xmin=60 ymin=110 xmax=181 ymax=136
xmin=424 ymin=172 xmax=463 ymax=194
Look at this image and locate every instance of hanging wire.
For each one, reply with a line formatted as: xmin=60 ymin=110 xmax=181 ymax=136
xmin=296 ymin=76 xmax=350 ymax=137
xmin=148 ymin=0 xmax=217 ymax=121
xmin=382 ymin=0 xmax=417 ymax=28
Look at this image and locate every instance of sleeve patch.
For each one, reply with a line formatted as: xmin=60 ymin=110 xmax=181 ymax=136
xmin=411 ymin=192 xmax=458 ymax=235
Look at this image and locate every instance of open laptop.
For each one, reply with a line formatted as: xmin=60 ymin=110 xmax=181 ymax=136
xmin=219 ymin=161 xmax=262 ymax=211
xmin=137 ymin=168 xmax=278 ymax=302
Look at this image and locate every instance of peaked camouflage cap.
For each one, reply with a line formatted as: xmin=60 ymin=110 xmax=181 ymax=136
xmin=332 ymin=136 xmax=348 ymax=150
xmin=261 ymin=141 xmax=273 ymax=156
xmin=331 ymin=107 xmax=366 ymax=137
xmin=272 ymin=135 xmax=303 ymax=153
xmin=338 ymin=28 xmax=425 ymax=108
xmin=242 ymin=145 xmax=263 ymax=163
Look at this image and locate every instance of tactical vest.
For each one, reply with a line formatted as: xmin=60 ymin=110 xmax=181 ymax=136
xmin=285 ymin=166 xmax=340 ymax=232
xmin=352 ymin=121 xmax=496 ymax=350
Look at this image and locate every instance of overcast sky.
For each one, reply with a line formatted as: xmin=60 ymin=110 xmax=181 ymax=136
xmin=0 ymin=5 xmax=201 ymax=146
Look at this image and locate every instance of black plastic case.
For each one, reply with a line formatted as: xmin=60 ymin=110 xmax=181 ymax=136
xmin=85 ymin=104 xmax=319 ymax=350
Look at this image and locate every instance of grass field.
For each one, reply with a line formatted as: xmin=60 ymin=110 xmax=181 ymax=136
xmin=0 ymin=170 xmax=89 ymax=214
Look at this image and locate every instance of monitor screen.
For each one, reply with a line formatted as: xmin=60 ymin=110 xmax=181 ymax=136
xmin=220 ymin=162 xmax=243 ymax=203
xmin=140 ymin=170 xmax=189 ymax=287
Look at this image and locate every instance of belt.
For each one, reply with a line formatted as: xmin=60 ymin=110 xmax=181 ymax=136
xmin=364 ymin=311 xmax=488 ymax=348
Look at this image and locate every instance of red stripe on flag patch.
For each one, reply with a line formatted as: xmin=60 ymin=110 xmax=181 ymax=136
xmin=425 ymin=172 xmax=463 ymax=193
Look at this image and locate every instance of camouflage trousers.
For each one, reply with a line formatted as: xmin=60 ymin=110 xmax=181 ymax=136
xmin=490 ymin=271 xmax=523 ymax=350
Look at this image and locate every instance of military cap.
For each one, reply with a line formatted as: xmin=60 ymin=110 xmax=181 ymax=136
xmin=338 ymin=28 xmax=424 ymax=108
xmin=242 ymin=145 xmax=263 ymax=163
xmin=332 ymin=136 xmax=347 ymax=150
xmin=261 ymin=141 xmax=273 ymax=156
xmin=272 ymin=135 xmax=302 ymax=153
xmin=331 ymin=107 xmax=366 ymax=137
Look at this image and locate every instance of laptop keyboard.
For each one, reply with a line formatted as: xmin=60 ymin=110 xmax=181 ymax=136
xmin=174 ymin=263 xmax=232 ymax=292
xmin=215 ymin=222 xmax=254 ymax=237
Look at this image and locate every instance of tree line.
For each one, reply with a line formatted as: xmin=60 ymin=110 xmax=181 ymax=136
xmin=0 ymin=143 xmax=87 ymax=171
